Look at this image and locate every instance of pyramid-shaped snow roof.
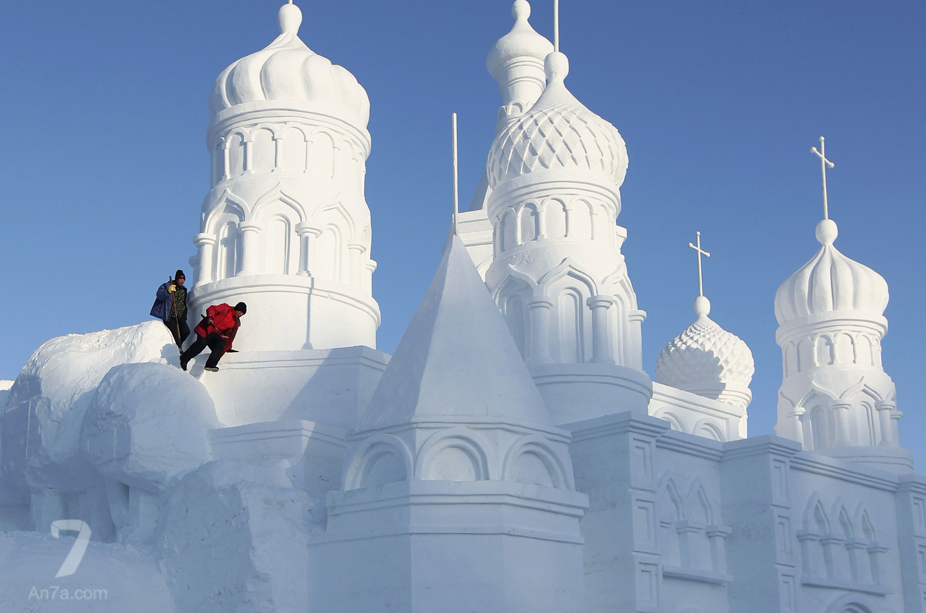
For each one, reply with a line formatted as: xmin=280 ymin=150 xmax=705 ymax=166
xmin=356 ymin=236 xmax=553 ymax=432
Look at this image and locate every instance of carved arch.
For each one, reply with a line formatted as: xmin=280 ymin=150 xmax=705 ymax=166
xmin=803 ymin=494 xmax=831 ymax=534
xmin=416 ymin=428 xmax=494 ymax=481
xmin=653 ymin=410 xmax=686 ymax=434
xmin=502 ymin=434 xmax=573 ymax=489
xmin=250 ymin=185 xmax=306 ymax=224
xmin=343 ymin=433 xmax=414 ymax=490
xmin=539 ymin=258 xmax=599 ymax=297
xmin=692 ymin=419 xmax=725 ymax=442
xmin=686 ymin=477 xmax=714 ymax=525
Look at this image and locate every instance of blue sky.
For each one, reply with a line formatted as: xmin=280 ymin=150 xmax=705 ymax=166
xmin=1 ymin=1 xmax=924 ymax=463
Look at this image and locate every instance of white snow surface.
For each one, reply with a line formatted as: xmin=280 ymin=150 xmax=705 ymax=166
xmin=2 ymin=322 xmax=178 ymax=494
xmin=0 ymin=531 xmax=175 ymax=612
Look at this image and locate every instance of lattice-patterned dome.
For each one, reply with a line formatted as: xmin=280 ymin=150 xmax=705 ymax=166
xmin=209 ymin=4 xmax=369 ymax=128
xmin=775 ymin=219 xmax=888 ymax=327
xmin=656 ymin=297 xmax=755 ymax=408
xmin=486 ymin=52 xmax=628 ymax=189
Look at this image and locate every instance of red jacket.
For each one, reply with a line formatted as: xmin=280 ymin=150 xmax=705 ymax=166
xmin=194 ymin=303 xmax=240 ymax=351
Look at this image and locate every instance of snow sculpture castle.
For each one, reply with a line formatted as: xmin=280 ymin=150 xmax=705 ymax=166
xmin=1 ymin=3 xmax=924 ymax=613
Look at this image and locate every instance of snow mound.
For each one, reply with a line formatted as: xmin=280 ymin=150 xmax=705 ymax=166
xmin=2 ymin=322 xmax=176 ymax=494
xmin=0 ymin=530 xmax=175 ymax=612
xmin=80 ymin=362 xmax=220 ymax=494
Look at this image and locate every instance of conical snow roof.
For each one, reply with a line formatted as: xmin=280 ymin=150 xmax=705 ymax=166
xmin=486 ymin=51 xmax=629 ymax=189
xmin=775 ymin=219 xmax=889 ymax=327
xmin=356 ymin=236 xmax=553 ymax=432
xmin=209 ymin=3 xmax=369 ymax=128
xmin=655 ymin=296 xmax=754 ymax=409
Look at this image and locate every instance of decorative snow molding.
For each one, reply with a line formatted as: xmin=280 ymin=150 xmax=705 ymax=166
xmin=415 ymin=427 xmax=495 ymax=482
xmin=798 ymin=493 xmax=891 ymax=595
xmin=501 ymin=433 xmax=574 ymax=489
xmin=343 ymin=434 xmax=414 ymax=490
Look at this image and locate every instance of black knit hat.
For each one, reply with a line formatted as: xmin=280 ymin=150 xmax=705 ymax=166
xmin=175 ymin=270 xmax=185 ymax=280
xmin=234 ymin=302 xmax=247 ymax=314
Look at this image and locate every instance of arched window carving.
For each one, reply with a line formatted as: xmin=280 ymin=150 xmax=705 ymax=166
xmin=250 ymin=128 xmax=275 ymax=174
xmin=228 ymin=132 xmax=246 ymax=177
xmin=317 ymin=226 xmax=342 ymax=282
xmin=309 ymin=132 xmax=335 ymax=179
xmin=267 ymin=216 xmax=291 ymax=275
xmin=797 ymin=337 xmax=814 ymax=371
xmin=500 ymin=210 xmax=517 ymax=252
xmin=566 ymin=200 xmax=592 ymax=239
xmin=519 ymin=203 xmax=539 ymax=243
xmin=281 ymin=127 xmax=308 ymax=173
xmin=218 ymin=221 xmax=239 ymax=280
xmin=544 ymin=198 xmax=567 ymax=239
xmin=815 ymin=335 xmax=834 ymax=366
xmin=558 ymin=289 xmax=583 ymax=363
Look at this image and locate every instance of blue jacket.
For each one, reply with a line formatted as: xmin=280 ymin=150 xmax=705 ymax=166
xmin=150 ymin=282 xmax=176 ymax=323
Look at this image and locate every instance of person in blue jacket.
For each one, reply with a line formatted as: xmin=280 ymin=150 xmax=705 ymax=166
xmin=150 ymin=270 xmax=190 ymax=348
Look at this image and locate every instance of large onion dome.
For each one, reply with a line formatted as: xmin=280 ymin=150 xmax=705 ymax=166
xmin=774 ymin=219 xmax=889 ymax=327
xmin=208 ymin=3 xmax=370 ymax=129
xmin=486 ymin=51 xmax=629 ymax=189
xmin=656 ymin=296 xmax=755 ymax=409
xmin=486 ymin=0 xmax=554 ymax=79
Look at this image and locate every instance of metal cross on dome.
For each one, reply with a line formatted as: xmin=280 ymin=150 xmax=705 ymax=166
xmin=811 ymin=136 xmax=835 ymax=220
xmin=688 ymin=231 xmax=711 ymax=297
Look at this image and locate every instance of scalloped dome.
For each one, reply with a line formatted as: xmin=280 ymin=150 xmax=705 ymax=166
xmin=775 ymin=219 xmax=889 ymax=326
xmin=486 ymin=52 xmax=628 ymax=189
xmin=656 ymin=297 xmax=755 ymax=408
xmin=209 ymin=4 xmax=370 ymax=129
xmin=486 ymin=1 xmax=554 ymax=79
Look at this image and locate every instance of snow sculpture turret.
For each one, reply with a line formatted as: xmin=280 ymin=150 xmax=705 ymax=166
xmin=189 ymin=3 xmax=379 ymax=352
xmin=311 ymin=237 xmax=588 ymax=611
xmin=483 ymin=47 xmax=650 ymax=423
xmin=774 ymin=217 xmax=907 ymax=471
xmin=486 ymin=0 xmax=554 ymax=136
xmin=656 ymin=295 xmax=755 ymax=409
xmin=467 ymin=0 xmax=553 ymax=214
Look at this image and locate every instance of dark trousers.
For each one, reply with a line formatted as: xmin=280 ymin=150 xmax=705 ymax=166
xmin=165 ymin=316 xmax=190 ymax=348
xmin=180 ymin=333 xmax=227 ymax=368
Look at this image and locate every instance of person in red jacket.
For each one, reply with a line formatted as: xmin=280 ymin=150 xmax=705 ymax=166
xmin=179 ymin=302 xmax=247 ymax=372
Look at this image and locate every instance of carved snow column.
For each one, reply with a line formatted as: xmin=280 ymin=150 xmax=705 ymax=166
xmin=483 ymin=50 xmax=652 ymax=424
xmin=347 ymin=242 xmax=365 ymax=288
xmin=237 ymin=222 xmax=262 ymax=276
xmin=774 ymin=218 xmax=910 ymax=471
xmin=295 ymin=222 xmax=322 ymax=276
xmin=193 ymin=233 xmax=216 ymax=284
xmin=587 ymin=295 xmax=615 ymax=364
xmin=188 ymin=2 xmax=380 ymax=352
xmin=526 ymin=297 xmax=554 ymax=365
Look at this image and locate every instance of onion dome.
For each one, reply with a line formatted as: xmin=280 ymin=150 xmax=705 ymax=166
xmin=774 ymin=219 xmax=889 ymax=326
xmin=209 ymin=3 xmax=370 ymax=129
xmin=486 ymin=1 xmax=554 ymax=79
xmin=486 ymin=51 xmax=629 ymax=189
xmin=656 ymin=296 xmax=755 ymax=409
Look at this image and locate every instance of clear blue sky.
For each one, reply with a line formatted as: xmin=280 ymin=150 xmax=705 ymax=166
xmin=1 ymin=1 xmax=924 ymax=463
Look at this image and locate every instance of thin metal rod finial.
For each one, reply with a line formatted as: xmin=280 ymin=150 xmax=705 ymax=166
xmin=554 ymin=0 xmax=560 ymax=52
xmin=452 ymin=113 xmax=460 ymax=237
